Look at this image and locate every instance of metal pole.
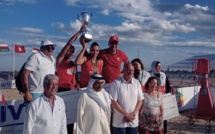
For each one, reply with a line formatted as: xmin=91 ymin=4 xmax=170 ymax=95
xmin=13 ymin=45 xmax=15 ymax=79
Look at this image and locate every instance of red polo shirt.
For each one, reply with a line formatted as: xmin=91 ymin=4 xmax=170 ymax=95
xmin=100 ymin=48 xmax=129 ymax=83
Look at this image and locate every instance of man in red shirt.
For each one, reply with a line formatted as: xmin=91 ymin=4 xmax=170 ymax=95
xmin=100 ymin=35 xmax=129 ymax=92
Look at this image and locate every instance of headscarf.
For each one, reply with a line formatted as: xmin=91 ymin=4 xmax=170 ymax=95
xmin=86 ymin=74 xmax=111 ymax=116
xmin=151 ymin=60 xmax=160 ymax=74
xmin=151 ymin=60 xmax=161 ymax=85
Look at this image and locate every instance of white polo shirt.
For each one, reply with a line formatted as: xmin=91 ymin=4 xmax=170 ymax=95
xmin=110 ymin=77 xmax=143 ymax=128
xmin=23 ymin=95 xmax=67 ymax=134
xmin=24 ymin=52 xmax=56 ymax=93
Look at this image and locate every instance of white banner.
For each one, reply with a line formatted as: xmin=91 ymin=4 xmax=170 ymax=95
xmin=58 ymin=89 xmax=85 ymax=124
xmin=0 ymin=80 xmax=16 ymax=89
xmin=176 ymin=86 xmax=201 ymax=111
xmin=163 ymin=93 xmax=179 ymax=120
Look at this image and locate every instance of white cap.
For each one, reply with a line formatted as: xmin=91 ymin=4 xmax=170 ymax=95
xmin=40 ymin=40 xmax=56 ymax=47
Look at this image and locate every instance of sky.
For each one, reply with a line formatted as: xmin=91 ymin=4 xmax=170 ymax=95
xmin=1 ymin=0 xmax=215 ymax=72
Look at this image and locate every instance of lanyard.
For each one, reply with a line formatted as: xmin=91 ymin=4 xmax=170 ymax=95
xmin=91 ymin=59 xmax=98 ymax=73
xmin=138 ymin=71 xmax=144 ymax=83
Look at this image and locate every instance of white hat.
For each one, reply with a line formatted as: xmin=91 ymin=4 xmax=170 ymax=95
xmin=40 ymin=40 xmax=56 ymax=47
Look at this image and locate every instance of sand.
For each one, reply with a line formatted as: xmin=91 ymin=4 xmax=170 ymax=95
xmin=1 ymin=86 xmax=215 ymax=134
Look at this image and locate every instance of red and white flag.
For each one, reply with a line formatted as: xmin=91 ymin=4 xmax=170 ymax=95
xmin=14 ymin=44 xmax=26 ymax=53
xmin=0 ymin=91 xmax=6 ymax=105
xmin=33 ymin=47 xmax=40 ymax=53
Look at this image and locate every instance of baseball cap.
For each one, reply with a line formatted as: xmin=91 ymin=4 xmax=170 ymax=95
xmin=109 ymin=35 xmax=119 ymax=43
xmin=40 ymin=40 xmax=56 ymax=47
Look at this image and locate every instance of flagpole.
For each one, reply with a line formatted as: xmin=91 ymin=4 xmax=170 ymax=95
xmin=138 ymin=48 xmax=139 ymax=58
xmin=13 ymin=45 xmax=15 ymax=79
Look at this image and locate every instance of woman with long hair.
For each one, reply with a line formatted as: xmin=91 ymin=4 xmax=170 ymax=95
xmin=75 ymin=36 xmax=103 ymax=88
xmin=131 ymin=58 xmax=150 ymax=91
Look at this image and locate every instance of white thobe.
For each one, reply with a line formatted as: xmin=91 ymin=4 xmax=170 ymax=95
xmin=76 ymin=93 xmax=110 ymax=134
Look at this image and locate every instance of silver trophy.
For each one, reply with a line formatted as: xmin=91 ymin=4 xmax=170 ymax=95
xmin=77 ymin=10 xmax=92 ymax=43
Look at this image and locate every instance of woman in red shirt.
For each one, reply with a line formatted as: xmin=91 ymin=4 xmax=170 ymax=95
xmin=75 ymin=36 xmax=103 ymax=88
xmin=56 ymin=25 xmax=86 ymax=134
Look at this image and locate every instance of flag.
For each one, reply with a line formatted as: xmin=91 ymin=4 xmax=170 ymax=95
xmin=0 ymin=91 xmax=6 ymax=105
xmin=0 ymin=44 xmax=9 ymax=52
xmin=33 ymin=47 xmax=40 ymax=53
xmin=14 ymin=45 xmax=26 ymax=53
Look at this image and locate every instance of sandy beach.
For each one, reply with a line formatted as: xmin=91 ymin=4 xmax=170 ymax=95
xmin=1 ymin=77 xmax=215 ymax=134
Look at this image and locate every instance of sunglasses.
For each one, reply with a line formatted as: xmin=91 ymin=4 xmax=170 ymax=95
xmin=45 ymin=46 xmax=55 ymax=50
xmin=110 ymin=42 xmax=118 ymax=45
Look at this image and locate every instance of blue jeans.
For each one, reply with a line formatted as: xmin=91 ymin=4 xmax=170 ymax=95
xmin=112 ymin=127 xmax=138 ymax=134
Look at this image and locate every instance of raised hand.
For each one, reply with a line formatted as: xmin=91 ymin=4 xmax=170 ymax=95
xmin=79 ymin=35 xmax=87 ymax=48
xmin=79 ymin=25 xmax=87 ymax=33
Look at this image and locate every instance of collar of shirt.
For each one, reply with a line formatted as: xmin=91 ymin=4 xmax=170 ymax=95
xmin=41 ymin=94 xmax=56 ymax=102
xmin=39 ymin=51 xmax=54 ymax=62
xmin=121 ymin=77 xmax=134 ymax=84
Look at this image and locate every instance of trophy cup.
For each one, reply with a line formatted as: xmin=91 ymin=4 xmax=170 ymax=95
xmin=77 ymin=10 xmax=92 ymax=43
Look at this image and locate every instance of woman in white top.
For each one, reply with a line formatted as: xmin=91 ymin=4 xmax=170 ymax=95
xmin=139 ymin=76 xmax=164 ymax=134
xmin=131 ymin=58 xmax=151 ymax=91
xmin=151 ymin=61 xmax=176 ymax=134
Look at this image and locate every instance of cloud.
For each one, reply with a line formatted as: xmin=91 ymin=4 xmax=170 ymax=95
xmin=10 ymin=27 xmax=67 ymax=45
xmin=7 ymin=0 xmax=215 ymax=50
xmin=1 ymin=0 xmax=37 ymax=5
xmin=65 ymin=0 xmax=79 ymax=6
xmin=62 ymin=0 xmax=199 ymax=46
xmin=185 ymin=4 xmax=208 ymax=11
xmin=151 ymin=20 xmax=195 ymax=33
xmin=14 ymin=27 xmax=44 ymax=33
xmin=51 ymin=22 xmax=65 ymax=30
xmin=101 ymin=9 xmax=109 ymax=15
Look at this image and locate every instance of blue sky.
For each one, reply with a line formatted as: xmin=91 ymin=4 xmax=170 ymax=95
xmin=1 ymin=0 xmax=215 ymax=72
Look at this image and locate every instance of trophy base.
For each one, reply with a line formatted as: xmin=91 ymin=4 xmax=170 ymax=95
xmin=82 ymin=33 xmax=92 ymax=43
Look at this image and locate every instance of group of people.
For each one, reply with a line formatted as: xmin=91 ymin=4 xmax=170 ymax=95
xmin=21 ymin=25 xmax=175 ymax=134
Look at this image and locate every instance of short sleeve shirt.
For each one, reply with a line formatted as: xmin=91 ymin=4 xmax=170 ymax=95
xmin=24 ymin=52 xmax=56 ymax=93
xmin=100 ymin=49 xmax=128 ymax=83
xmin=110 ymin=77 xmax=143 ymax=128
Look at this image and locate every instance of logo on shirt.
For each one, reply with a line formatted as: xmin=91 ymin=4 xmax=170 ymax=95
xmin=117 ymin=57 xmax=120 ymax=61
xmin=67 ymin=69 xmax=75 ymax=75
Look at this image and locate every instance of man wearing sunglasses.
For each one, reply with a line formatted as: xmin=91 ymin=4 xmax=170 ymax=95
xmin=100 ymin=35 xmax=129 ymax=93
xmin=22 ymin=40 xmax=56 ymax=102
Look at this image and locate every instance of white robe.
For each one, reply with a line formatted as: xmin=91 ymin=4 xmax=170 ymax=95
xmin=76 ymin=92 xmax=110 ymax=134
